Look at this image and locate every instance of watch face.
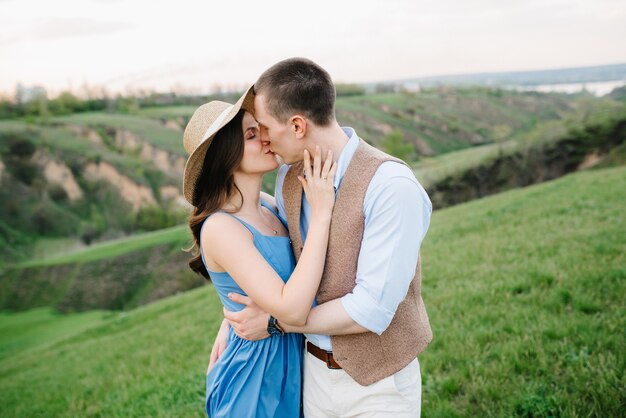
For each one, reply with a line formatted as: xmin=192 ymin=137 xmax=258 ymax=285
xmin=268 ymin=327 xmax=282 ymax=336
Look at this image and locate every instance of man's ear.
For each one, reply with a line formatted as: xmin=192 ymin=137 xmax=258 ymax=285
xmin=290 ymin=115 xmax=307 ymax=139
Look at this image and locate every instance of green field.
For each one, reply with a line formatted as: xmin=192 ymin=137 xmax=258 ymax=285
xmin=136 ymin=89 xmax=585 ymax=156
xmin=51 ymin=112 xmax=186 ymax=156
xmin=0 ymin=166 xmax=624 ymax=417
xmin=0 ymin=307 xmax=110 ymax=360
xmin=420 ymin=166 xmax=625 ymax=417
xmin=20 ymin=224 xmax=189 ymax=268
xmin=1 ymin=88 xmax=621 ymax=268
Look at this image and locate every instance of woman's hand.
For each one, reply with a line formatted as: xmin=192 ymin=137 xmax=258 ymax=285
xmin=207 ymin=319 xmax=229 ymax=375
xmin=298 ymin=146 xmax=337 ymax=220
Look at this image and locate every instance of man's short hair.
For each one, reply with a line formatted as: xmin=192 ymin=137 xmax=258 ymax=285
xmin=254 ymin=57 xmax=336 ymax=126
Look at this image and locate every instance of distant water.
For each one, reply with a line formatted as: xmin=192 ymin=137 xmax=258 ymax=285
xmin=509 ymin=80 xmax=626 ymax=96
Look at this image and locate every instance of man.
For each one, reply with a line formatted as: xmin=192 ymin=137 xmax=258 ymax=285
xmin=210 ymin=57 xmax=433 ymax=417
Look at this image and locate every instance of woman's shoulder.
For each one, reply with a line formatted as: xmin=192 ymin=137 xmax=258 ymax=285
xmin=260 ymin=192 xmax=277 ymax=211
xmin=200 ymin=212 xmax=251 ymax=244
xmin=200 ymin=212 xmax=254 ymax=273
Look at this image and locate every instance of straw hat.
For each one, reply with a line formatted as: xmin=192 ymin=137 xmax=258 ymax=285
xmin=182 ymin=86 xmax=255 ymax=205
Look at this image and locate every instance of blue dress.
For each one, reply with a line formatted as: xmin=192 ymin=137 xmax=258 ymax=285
xmin=201 ymin=201 xmax=303 ymax=418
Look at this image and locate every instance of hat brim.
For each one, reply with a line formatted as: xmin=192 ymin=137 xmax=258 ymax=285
xmin=183 ymin=86 xmax=255 ymax=205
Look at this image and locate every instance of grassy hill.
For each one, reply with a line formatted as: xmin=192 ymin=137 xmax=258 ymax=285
xmin=420 ymin=110 xmax=626 ymax=208
xmin=0 ymin=88 xmax=620 ymax=267
xmin=138 ymin=88 xmax=587 ymax=156
xmin=0 ymin=225 xmax=201 ymax=313
xmin=412 ymin=96 xmax=625 ymax=188
xmin=0 ymin=166 xmax=623 ymax=417
xmin=0 ymin=115 xmax=188 ymax=266
xmin=1 ymin=96 xmax=623 ymax=312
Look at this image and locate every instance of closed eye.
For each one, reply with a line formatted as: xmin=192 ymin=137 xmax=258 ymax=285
xmin=245 ymin=126 xmax=259 ymax=140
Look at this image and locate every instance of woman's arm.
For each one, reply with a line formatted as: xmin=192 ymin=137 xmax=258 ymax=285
xmin=203 ymin=147 xmax=336 ymax=326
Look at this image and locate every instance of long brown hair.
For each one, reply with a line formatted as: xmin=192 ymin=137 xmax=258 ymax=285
xmin=187 ymin=109 xmax=245 ymax=280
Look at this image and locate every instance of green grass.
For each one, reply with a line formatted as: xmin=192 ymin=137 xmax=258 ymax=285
xmin=51 ymin=112 xmax=185 ymax=156
xmin=0 ymin=286 xmax=221 ymax=417
xmin=0 ymin=154 xmax=624 ymax=417
xmin=31 ymin=237 xmax=87 ymax=259
xmin=420 ymin=166 xmax=625 ymax=416
xmin=19 ymin=224 xmax=190 ymax=267
xmin=0 ymin=307 xmax=109 ymax=360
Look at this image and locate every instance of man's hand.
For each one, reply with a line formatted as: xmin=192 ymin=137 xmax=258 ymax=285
xmin=207 ymin=319 xmax=229 ymax=375
xmin=224 ymin=293 xmax=271 ymax=341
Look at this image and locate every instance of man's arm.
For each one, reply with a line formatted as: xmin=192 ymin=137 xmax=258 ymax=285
xmin=226 ymin=293 xmax=367 ymax=336
xmin=338 ymin=164 xmax=431 ymax=335
xmin=282 ymin=299 xmax=367 ymax=334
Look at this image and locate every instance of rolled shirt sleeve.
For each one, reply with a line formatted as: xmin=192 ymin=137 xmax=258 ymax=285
xmin=340 ymin=162 xmax=431 ymax=335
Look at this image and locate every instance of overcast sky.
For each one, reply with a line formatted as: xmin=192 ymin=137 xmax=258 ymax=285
xmin=1 ymin=0 xmax=625 ymax=96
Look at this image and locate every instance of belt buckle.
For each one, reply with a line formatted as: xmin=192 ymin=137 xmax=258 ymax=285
xmin=325 ymin=352 xmax=341 ymax=370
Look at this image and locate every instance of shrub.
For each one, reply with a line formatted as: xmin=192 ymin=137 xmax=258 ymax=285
xmin=8 ymin=137 xmax=36 ymax=158
xmin=136 ymin=205 xmax=177 ymax=231
xmin=48 ymin=184 xmax=69 ymax=203
xmin=11 ymin=160 xmax=40 ymax=185
xmin=30 ymin=201 xmax=79 ymax=236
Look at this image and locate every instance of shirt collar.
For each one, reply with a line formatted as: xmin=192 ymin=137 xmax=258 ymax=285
xmin=334 ymin=127 xmax=359 ymax=189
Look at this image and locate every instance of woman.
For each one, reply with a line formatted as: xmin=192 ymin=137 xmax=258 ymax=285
xmin=183 ymin=88 xmax=336 ymax=417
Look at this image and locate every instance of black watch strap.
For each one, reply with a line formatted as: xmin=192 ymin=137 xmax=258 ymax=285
xmin=267 ymin=315 xmax=285 ymax=336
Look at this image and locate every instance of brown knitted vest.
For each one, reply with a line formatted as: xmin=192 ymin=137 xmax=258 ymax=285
xmin=283 ymin=139 xmax=433 ymax=386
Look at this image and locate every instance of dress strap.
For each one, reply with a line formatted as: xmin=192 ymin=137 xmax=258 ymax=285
xmin=259 ymin=198 xmax=277 ymax=214
xmin=199 ymin=211 xmax=259 ymax=255
xmin=201 ymin=200 xmax=283 ymax=243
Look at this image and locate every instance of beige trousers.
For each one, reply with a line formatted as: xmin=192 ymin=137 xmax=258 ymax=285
xmin=302 ymin=344 xmax=422 ymax=417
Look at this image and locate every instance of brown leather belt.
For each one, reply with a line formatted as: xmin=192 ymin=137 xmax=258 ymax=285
xmin=306 ymin=341 xmax=342 ymax=369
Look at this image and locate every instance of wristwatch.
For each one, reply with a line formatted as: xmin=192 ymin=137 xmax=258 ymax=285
xmin=267 ymin=315 xmax=285 ymax=336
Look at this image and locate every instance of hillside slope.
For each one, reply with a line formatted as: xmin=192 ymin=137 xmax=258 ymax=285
xmin=0 ymin=166 xmax=623 ymax=417
xmin=0 ymin=89 xmax=617 ymax=266
xmin=0 ymin=225 xmax=198 ymax=313
xmin=141 ymin=88 xmax=584 ymax=155
xmin=2 ymin=106 xmax=624 ymax=313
